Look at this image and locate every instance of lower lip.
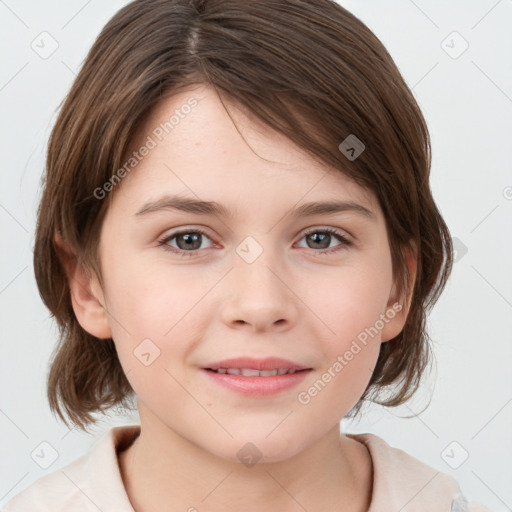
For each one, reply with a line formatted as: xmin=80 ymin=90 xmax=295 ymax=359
xmin=202 ymin=369 xmax=312 ymax=396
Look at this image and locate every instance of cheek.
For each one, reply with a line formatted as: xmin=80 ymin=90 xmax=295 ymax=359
xmin=103 ymin=254 xmax=196 ymax=336
xmin=102 ymin=257 xmax=212 ymax=383
xmin=298 ymin=308 xmax=383 ymax=428
xmin=103 ymin=267 xmax=193 ymax=408
xmin=307 ymin=260 xmax=393 ymax=348
xmin=295 ymin=315 xmax=382 ymax=436
xmin=304 ymin=347 xmax=379 ymax=431
xmin=295 ymin=256 xmax=392 ymax=412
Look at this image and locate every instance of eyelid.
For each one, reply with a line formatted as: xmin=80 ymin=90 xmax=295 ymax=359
xmin=300 ymin=225 xmax=351 ymax=240
xmin=157 ymin=226 xmax=215 ymax=254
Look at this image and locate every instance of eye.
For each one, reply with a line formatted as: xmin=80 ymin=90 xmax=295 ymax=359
xmin=296 ymin=227 xmax=352 ymax=255
xmin=158 ymin=229 xmax=214 ymax=257
xmin=157 ymin=227 xmax=352 ymax=257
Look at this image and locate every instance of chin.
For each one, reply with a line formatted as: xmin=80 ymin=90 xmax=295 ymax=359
xmin=218 ymin=429 xmax=312 ymax=466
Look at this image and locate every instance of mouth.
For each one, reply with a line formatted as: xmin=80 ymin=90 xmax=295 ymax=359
xmin=205 ymin=367 xmax=307 ymax=376
xmin=201 ymin=357 xmax=312 ymax=396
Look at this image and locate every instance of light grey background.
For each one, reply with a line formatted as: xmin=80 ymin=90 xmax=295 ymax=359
xmin=1 ymin=1 xmax=511 ymax=510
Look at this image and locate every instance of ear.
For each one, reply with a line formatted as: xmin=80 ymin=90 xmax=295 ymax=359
xmin=54 ymin=232 xmax=112 ymax=339
xmin=380 ymin=242 xmax=417 ymax=342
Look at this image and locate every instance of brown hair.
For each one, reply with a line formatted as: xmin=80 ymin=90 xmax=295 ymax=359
xmin=33 ymin=0 xmax=453 ymax=431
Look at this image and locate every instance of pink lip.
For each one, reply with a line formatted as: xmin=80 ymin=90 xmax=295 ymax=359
xmin=201 ymin=357 xmax=312 ymax=397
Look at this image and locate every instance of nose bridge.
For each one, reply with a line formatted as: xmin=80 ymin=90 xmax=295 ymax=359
xmin=234 ymin=233 xmax=284 ymax=296
xmin=221 ymin=233 xmax=297 ymax=331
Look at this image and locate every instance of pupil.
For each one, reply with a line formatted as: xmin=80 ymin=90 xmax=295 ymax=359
xmin=309 ymin=233 xmax=329 ymax=249
xmin=179 ymin=233 xmax=200 ymax=250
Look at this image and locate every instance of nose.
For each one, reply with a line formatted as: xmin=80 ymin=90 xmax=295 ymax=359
xmin=220 ymin=246 xmax=299 ymax=333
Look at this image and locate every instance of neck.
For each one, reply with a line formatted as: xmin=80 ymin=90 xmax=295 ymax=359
xmin=119 ymin=413 xmax=372 ymax=512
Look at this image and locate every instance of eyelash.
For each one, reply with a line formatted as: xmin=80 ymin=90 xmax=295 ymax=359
xmin=157 ymin=227 xmax=352 ymax=257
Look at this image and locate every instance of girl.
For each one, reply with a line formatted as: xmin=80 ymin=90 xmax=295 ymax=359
xmin=4 ymin=0 xmax=492 ymax=510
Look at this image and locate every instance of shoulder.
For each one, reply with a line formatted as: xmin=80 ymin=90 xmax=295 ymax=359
xmin=347 ymin=432 xmax=493 ymax=512
xmin=2 ymin=425 xmax=140 ymax=512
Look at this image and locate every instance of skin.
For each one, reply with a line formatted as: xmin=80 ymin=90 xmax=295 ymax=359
xmin=62 ymin=84 xmax=416 ymax=512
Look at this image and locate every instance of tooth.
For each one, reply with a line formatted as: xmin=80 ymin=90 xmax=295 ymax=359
xmin=260 ymin=369 xmax=278 ymax=376
xmin=240 ymin=368 xmax=260 ymax=377
xmin=217 ymin=367 xmax=299 ymax=376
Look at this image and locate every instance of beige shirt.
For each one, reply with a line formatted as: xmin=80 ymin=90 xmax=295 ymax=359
xmin=3 ymin=425 xmax=491 ymax=511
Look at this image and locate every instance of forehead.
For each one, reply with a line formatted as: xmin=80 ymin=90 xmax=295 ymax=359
xmin=112 ymin=85 xmax=379 ymax=216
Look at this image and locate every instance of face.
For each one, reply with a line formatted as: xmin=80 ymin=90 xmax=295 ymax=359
xmin=82 ymin=85 xmax=407 ymax=463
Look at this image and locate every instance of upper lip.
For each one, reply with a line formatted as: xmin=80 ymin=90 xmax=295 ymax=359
xmin=203 ymin=357 xmax=311 ymax=371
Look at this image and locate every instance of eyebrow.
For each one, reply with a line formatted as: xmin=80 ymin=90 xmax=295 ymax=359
xmin=134 ymin=195 xmax=377 ymax=221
